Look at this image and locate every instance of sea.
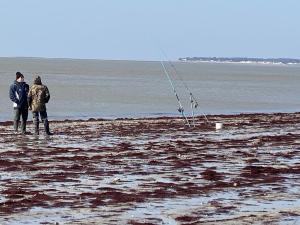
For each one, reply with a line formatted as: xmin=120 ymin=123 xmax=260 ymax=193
xmin=1 ymin=57 xmax=300 ymax=121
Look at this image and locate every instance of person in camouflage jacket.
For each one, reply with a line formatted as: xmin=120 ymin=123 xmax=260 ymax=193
xmin=28 ymin=76 xmax=53 ymax=135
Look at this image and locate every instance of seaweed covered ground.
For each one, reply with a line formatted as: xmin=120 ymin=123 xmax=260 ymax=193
xmin=0 ymin=112 xmax=300 ymax=224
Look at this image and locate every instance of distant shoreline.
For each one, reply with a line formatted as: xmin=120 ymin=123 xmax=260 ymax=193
xmin=1 ymin=56 xmax=300 ymax=64
xmin=179 ymin=57 xmax=300 ymax=65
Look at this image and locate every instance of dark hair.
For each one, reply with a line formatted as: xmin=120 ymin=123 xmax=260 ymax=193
xmin=16 ymin=72 xmax=24 ymax=80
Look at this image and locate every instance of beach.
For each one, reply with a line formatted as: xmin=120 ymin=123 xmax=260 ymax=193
xmin=1 ymin=58 xmax=300 ymax=224
xmin=2 ymin=0 xmax=300 ymax=224
xmin=0 ymin=112 xmax=299 ymax=224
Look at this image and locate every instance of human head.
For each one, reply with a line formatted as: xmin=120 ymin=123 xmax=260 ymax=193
xmin=16 ymin=72 xmax=24 ymax=82
xmin=33 ymin=75 xmax=42 ymax=85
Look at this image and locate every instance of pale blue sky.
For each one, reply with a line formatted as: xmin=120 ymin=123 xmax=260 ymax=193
xmin=0 ymin=0 xmax=299 ymax=60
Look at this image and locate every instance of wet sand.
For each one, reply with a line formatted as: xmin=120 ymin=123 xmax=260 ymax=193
xmin=0 ymin=112 xmax=299 ymax=224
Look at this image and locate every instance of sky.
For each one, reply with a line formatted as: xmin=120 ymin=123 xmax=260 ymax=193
xmin=0 ymin=0 xmax=299 ymax=60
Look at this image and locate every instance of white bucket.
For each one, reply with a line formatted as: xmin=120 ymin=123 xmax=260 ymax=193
xmin=215 ymin=122 xmax=223 ymax=130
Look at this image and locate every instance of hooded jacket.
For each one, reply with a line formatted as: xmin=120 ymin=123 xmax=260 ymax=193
xmin=28 ymin=76 xmax=50 ymax=112
xmin=9 ymin=80 xmax=29 ymax=108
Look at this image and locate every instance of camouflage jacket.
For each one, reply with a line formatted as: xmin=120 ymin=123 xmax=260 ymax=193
xmin=28 ymin=84 xmax=50 ymax=112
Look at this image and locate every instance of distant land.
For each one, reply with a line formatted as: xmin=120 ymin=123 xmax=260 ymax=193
xmin=178 ymin=57 xmax=300 ymax=65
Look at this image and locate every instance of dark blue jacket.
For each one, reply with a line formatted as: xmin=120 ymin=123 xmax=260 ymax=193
xmin=9 ymin=81 xmax=29 ymax=108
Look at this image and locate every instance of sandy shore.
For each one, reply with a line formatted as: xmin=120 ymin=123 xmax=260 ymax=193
xmin=0 ymin=112 xmax=300 ymax=224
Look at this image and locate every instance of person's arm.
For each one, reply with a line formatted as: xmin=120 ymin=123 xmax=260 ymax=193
xmin=27 ymin=88 xmax=32 ymax=110
xmin=9 ymin=84 xmax=19 ymax=104
xmin=45 ymin=86 xmax=50 ymax=103
xmin=25 ymin=83 xmax=29 ymax=94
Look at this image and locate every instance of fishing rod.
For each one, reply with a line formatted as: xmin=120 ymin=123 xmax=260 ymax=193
xmin=170 ymin=61 xmax=210 ymax=125
xmin=160 ymin=61 xmax=191 ymax=127
xmin=159 ymin=48 xmax=210 ymax=126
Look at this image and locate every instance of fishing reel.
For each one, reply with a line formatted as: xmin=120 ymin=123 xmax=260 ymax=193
xmin=178 ymin=107 xmax=184 ymax=113
xmin=190 ymin=94 xmax=199 ymax=109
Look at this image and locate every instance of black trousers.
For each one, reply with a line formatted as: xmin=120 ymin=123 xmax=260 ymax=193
xmin=13 ymin=106 xmax=28 ymax=132
xmin=14 ymin=107 xmax=28 ymax=122
xmin=32 ymin=111 xmax=48 ymax=122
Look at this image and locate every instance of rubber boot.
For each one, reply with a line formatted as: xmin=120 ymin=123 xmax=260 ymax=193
xmin=44 ymin=120 xmax=53 ymax=135
xmin=34 ymin=121 xmax=39 ymax=135
xmin=13 ymin=120 xmax=19 ymax=133
xmin=21 ymin=121 xmax=27 ymax=134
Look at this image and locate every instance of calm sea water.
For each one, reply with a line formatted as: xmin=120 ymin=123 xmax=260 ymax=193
xmin=1 ymin=57 xmax=300 ymax=121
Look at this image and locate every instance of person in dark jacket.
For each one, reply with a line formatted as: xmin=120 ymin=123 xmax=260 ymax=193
xmin=9 ymin=72 xmax=30 ymax=134
xmin=28 ymin=75 xmax=53 ymax=135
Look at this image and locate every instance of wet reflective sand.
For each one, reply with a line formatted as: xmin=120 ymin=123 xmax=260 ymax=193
xmin=0 ymin=112 xmax=299 ymax=224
